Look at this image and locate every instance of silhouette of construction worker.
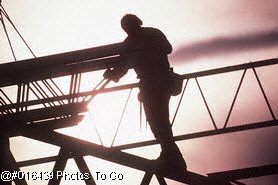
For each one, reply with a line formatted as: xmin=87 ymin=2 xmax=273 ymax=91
xmin=104 ymin=14 xmax=186 ymax=174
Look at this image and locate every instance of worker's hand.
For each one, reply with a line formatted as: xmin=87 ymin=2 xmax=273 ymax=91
xmin=103 ymin=69 xmax=113 ymax=79
xmin=103 ymin=69 xmax=120 ymax=82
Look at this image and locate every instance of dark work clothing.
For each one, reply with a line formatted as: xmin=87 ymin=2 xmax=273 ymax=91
xmin=140 ymin=86 xmax=175 ymax=152
xmin=111 ymin=27 xmax=179 ymax=154
xmin=123 ymin=27 xmax=171 ymax=81
xmin=104 ymin=17 xmax=186 ymax=171
xmin=122 ymin=27 xmax=177 ymax=152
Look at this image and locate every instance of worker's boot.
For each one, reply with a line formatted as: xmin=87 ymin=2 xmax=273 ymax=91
xmin=155 ymin=145 xmax=187 ymax=176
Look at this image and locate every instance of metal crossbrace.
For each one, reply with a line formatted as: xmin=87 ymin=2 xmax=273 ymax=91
xmin=69 ymin=73 xmax=82 ymax=103
xmin=252 ymin=67 xmax=276 ymax=120
xmin=156 ymin=175 xmax=167 ymax=185
xmin=111 ymin=88 xmax=133 ymax=147
xmin=0 ymin=94 xmax=13 ymax=114
xmin=223 ymin=66 xmax=277 ymax=128
xmin=171 ymin=79 xmax=189 ymax=127
xmin=48 ymin=148 xmax=69 ymax=185
xmin=47 ymin=149 xmax=97 ymax=185
xmin=0 ymin=89 xmax=13 ymax=105
xmin=0 ymin=3 xmax=66 ymax=113
xmin=140 ymin=173 xmax=167 ymax=185
xmin=224 ymin=69 xmax=247 ymax=128
xmin=140 ymin=172 xmax=153 ymax=185
xmin=195 ymin=77 xmax=217 ymax=129
xmin=73 ymin=155 xmax=96 ymax=185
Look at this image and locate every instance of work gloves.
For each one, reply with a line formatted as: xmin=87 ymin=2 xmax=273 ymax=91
xmin=103 ymin=69 xmax=120 ymax=82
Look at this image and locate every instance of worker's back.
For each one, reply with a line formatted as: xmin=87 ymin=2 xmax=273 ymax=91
xmin=123 ymin=27 xmax=172 ymax=81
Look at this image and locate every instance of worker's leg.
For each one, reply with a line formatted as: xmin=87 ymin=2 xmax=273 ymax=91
xmin=142 ymin=92 xmax=186 ymax=171
xmin=142 ymin=92 xmax=175 ymax=151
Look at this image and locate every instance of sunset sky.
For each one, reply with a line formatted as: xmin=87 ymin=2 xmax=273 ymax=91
xmin=1 ymin=1 xmax=278 ymax=184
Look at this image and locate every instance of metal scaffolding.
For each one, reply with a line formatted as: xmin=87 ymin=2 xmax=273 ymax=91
xmin=0 ymin=46 xmax=277 ymax=184
xmin=1 ymin=3 xmax=278 ymax=185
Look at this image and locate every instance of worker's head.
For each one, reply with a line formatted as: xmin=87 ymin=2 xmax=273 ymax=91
xmin=121 ymin=14 xmax=142 ymax=35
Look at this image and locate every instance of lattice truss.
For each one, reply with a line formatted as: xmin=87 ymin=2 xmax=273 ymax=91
xmin=0 ymin=3 xmax=278 ymax=185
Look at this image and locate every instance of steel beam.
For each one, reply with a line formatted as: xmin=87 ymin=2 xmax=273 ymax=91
xmin=20 ymin=124 xmax=217 ymax=185
xmin=208 ymin=164 xmax=278 ymax=181
xmin=0 ymin=46 xmax=276 ymax=87
xmin=0 ymin=102 xmax=87 ymax=125
xmin=182 ymin=58 xmax=278 ymax=79
xmin=112 ymin=120 xmax=278 ymax=151
xmin=2 ymin=115 xmax=83 ymax=137
xmin=16 ymin=120 xmax=278 ymax=168
xmin=0 ymin=83 xmax=139 ymax=113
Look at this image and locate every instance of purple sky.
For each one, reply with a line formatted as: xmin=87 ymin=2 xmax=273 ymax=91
xmin=1 ymin=1 xmax=278 ymax=184
xmin=170 ymin=29 xmax=278 ymax=62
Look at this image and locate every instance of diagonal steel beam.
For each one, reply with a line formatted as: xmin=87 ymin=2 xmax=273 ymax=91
xmin=20 ymin=125 xmax=217 ymax=185
xmin=48 ymin=148 xmax=69 ymax=185
xmin=140 ymin=172 xmax=153 ymax=185
xmin=73 ymin=154 xmax=96 ymax=185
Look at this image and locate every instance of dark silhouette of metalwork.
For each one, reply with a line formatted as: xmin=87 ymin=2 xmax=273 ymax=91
xmin=1 ymin=3 xmax=278 ymax=185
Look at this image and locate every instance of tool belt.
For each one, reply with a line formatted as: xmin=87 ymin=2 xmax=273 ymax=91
xmin=137 ymin=68 xmax=183 ymax=102
xmin=169 ymin=67 xmax=183 ymax=96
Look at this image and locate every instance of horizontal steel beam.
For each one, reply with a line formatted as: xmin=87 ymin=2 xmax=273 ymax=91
xmin=0 ymin=83 xmax=139 ymax=112
xmin=208 ymin=164 xmax=278 ymax=180
xmin=0 ymin=42 xmax=123 ymax=74
xmin=112 ymin=120 xmax=278 ymax=150
xmin=1 ymin=58 xmax=277 ymax=113
xmin=2 ymin=115 xmax=83 ymax=137
xmin=0 ymin=42 xmax=146 ymax=87
xmin=17 ymin=155 xmax=58 ymax=168
xmin=0 ymin=42 xmax=276 ymax=87
xmin=0 ymin=102 xmax=87 ymax=126
xmin=0 ymin=56 xmax=125 ymax=87
xmin=182 ymin=58 xmax=278 ymax=79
